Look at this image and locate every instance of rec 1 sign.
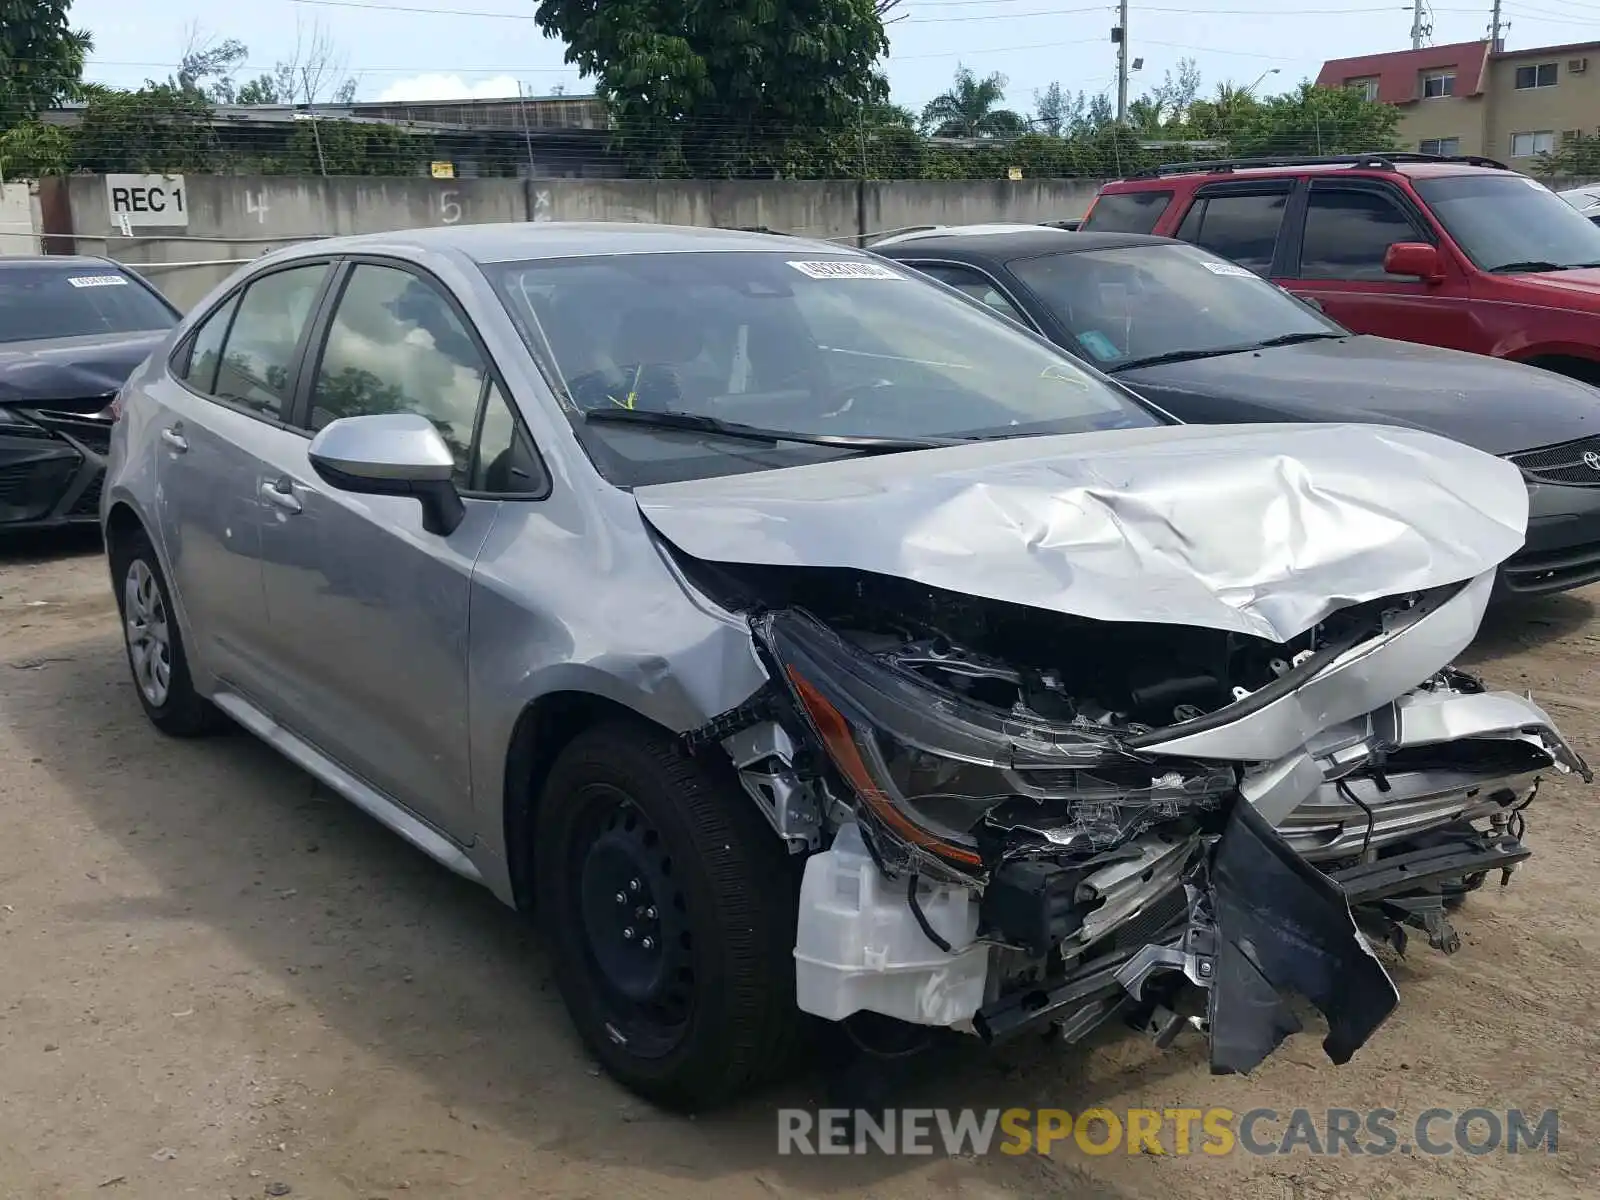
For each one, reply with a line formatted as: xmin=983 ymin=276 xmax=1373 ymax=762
xmin=106 ymin=174 xmax=189 ymax=229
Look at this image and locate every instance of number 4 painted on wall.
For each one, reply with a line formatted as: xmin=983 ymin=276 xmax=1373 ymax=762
xmin=246 ymin=190 xmax=270 ymax=224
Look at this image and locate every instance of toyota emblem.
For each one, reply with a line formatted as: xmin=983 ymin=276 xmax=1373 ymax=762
xmin=1585 ymin=450 xmax=1600 ymax=472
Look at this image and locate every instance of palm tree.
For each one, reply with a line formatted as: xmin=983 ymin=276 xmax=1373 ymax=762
xmin=920 ymin=67 xmax=1027 ymax=139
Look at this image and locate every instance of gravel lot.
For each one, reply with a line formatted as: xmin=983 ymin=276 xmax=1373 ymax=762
xmin=2 ymin=530 xmax=1597 ymax=1200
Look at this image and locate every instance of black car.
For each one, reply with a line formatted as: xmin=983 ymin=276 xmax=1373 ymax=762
xmin=1 ymin=257 xmax=179 ymax=531
xmin=875 ymin=228 xmax=1600 ymax=598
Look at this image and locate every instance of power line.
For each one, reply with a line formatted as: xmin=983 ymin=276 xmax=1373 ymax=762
xmin=279 ymin=0 xmax=1478 ymax=20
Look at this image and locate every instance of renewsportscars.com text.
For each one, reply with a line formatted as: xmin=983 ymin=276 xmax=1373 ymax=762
xmin=776 ymin=1106 xmax=1560 ymax=1157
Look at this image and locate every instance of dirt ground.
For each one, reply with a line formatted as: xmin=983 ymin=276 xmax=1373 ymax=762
xmin=2 ymin=530 xmax=1597 ymax=1200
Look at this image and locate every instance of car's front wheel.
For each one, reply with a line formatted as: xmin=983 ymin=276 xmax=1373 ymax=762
xmin=111 ymin=530 xmax=225 ymax=737
xmin=534 ymin=720 xmax=805 ymax=1111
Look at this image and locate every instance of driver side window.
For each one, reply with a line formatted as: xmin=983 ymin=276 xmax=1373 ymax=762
xmin=309 ymin=263 xmax=546 ymax=497
xmin=909 ymin=262 xmax=1031 ymax=328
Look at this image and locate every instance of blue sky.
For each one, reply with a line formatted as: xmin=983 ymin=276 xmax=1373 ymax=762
xmin=67 ymin=0 xmax=1600 ymax=115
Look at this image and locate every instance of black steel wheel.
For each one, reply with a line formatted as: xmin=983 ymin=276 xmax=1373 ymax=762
xmin=534 ymin=719 xmax=806 ymax=1110
xmin=572 ymin=791 xmax=695 ymax=1057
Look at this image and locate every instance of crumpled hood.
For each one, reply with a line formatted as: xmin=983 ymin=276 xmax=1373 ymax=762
xmin=635 ymin=422 xmax=1530 ymax=642
xmin=0 ymin=330 xmax=168 ymax=404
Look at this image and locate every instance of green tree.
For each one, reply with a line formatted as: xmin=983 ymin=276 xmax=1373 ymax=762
xmin=68 ymin=83 xmax=222 ymax=173
xmin=533 ymin=0 xmax=888 ymax=177
xmin=1225 ymin=80 xmax=1400 ymax=157
xmin=0 ymin=118 xmax=72 ymax=176
xmin=171 ymin=32 xmax=250 ymax=103
xmin=1032 ymin=81 xmax=1068 ymax=137
xmin=1534 ymin=132 xmax=1600 ymax=179
xmin=1 ymin=0 xmax=93 ymax=126
xmin=920 ymin=67 xmax=1026 ymax=139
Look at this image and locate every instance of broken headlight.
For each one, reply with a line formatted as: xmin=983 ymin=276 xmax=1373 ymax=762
xmin=755 ymin=610 xmax=1237 ymax=875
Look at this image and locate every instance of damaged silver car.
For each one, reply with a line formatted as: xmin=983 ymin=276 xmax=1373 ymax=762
xmin=101 ymin=224 xmax=1589 ymax=1112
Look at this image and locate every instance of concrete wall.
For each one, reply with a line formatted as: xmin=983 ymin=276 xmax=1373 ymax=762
xmin=0 ymin=182 xmax=41 ymax=256
xmin=45 ymin=172 xmax=1106 ymax=309
xmin=529 ymin=179 xmax=865 ymax=240
xmin=863 ymin=179 xmax=1098 ymax=239
xmin=55 ymin=174 xmax=527 ymax=310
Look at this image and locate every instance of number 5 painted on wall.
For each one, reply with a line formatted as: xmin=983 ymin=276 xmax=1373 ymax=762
xmin=439 ymin=190 xmax=462 ymax=224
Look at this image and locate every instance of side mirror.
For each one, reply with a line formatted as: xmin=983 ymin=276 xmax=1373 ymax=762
xmin=1383 ymin=241 xmax=1445 ymax=283
xmin=308 ymin=412 xmax=465 ymax=537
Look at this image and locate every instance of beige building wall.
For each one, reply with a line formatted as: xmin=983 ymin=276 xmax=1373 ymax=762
xmin=1484 ymin=50 xmax=1600 ymax=165
xmin=1395 ymin=93 xmax=1489 ymax=157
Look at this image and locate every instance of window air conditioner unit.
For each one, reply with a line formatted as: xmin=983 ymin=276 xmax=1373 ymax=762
xmin=1569 ymin=57 xmax=1588 ymax=73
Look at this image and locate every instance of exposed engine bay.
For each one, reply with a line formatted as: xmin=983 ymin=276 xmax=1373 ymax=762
xmin=678 ymin=554 xmax=1589 ymax=1075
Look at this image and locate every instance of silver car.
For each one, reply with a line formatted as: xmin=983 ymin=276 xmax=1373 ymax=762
xmin=102 ymin=224 xmax=1587 ymax=1110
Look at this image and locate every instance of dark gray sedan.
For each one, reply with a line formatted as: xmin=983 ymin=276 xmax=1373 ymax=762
xmin=875 ymin=227 xmax=1600 ymax=597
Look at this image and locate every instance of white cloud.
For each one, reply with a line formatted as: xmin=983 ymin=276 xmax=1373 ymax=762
xmin=376 ymin=74 xmax=526 ymax=103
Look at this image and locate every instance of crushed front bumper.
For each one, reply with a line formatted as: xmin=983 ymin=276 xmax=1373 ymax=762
xmin=0 ymin=409 xmax=111 ymax=529
xmin=970 ymin=683 xmax=1584 ymax=1065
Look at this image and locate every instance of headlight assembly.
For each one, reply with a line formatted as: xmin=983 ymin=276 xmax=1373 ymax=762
xmin=755 ymin=610 xmax=1237 ymax=876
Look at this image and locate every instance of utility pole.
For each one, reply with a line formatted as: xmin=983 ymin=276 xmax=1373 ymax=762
xmin=1409 ymin=0 xmax=1429 ymax=50
xmin=1114 ymin=0 xmax=1129 ymax=123
xmin=1488 ymin=0 xmax=1507 ymax=50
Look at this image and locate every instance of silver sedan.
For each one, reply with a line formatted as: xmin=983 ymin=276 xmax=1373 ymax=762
xmin=102 ymin=223 xmax=1586 ymax=1110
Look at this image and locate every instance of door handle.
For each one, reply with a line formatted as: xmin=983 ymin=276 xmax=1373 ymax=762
xmin=160 ymin=426 xmax=188 ymax=452
xmin=259 ymin=478 xmax=303 ymax=515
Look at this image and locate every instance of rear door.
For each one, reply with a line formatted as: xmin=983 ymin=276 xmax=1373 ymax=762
xmin=151 ymin=260 xmax=335 ymax=694
xmin=1278 ymin=178 xmax=1478 ymax=350
xmin=1170 ymin=180 xmax=1295 ymax=277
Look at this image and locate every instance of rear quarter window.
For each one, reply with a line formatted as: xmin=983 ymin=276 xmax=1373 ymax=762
xmin=1082 ymin=190 xmax=1174 ymax=233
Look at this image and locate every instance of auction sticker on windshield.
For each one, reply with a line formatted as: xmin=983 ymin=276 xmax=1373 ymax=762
xmin=1200 ymin=261 xmax=1255 ymax=278
xmin=788 ymin=260 xmax=905 ymax=280
xmin=66 ymin=275 xmax=129 ymax=289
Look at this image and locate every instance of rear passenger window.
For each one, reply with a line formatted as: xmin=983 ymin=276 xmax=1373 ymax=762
xmin=212 ymin=265 xmax=330 ymax=418
xmin=1082 ymin=190 xmax=1173 ymax=233
xmin=1298 ymin=186 xmax=1426 ymax=281
xmin=180 ymin=293 xmax=239 ymax=394
xmin=1174 ymin=191 xmax=1288 ymax=274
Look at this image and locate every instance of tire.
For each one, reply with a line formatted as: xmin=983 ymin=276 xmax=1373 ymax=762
xmin=110 ymin=528 xmax=226 ymax=738
xmin=534 ymin=719 xmax=806 ymax=1111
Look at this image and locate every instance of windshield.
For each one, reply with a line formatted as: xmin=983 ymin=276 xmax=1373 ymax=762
xmin=484 ymin=251 xmax=1159 ymax=486
xmin=0 ymin=264 xmax=177 ymax=344
xmin=1413 ymin=174 xmax=1600 ymax=272
xmin=1007 ymin=241 xmax=1344 ymax=369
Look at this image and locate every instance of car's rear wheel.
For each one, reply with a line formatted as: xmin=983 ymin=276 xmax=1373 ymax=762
xmin=111 ymin=530 xmax=225 ymax=737
xmin=534 ymin=720 xmax=804 ymax=1111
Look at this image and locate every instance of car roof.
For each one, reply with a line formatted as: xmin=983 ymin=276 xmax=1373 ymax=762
xmin=870 ymin=223 xmax=1063 ymax=248
xmin=874 ymin=228 xmax=1174 ymax=260
xmin=1102 ymin=159 xmax=1516 ymax=190
xmin=258 ymin=221 xmax=851 ymax=266
xmin=0 ymin=254 xmax=122 ymax=270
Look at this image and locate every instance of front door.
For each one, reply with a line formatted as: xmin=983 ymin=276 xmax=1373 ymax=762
xmin=252 ymin=261 xmax=510 ymax=841
xmin=1280 ymin=179 xmax=1478 ymax=352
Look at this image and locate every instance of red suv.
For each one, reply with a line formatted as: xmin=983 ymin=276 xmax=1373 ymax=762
xmin=1082 ymin=153 xmax=1600 ymax=385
